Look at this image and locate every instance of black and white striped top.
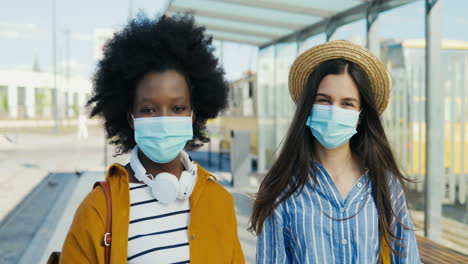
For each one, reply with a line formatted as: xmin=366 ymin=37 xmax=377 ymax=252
xmin=127 ymin=183 xmax=190 ymax=264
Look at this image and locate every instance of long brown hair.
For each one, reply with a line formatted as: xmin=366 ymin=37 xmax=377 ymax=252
xmin=249 ymin=59 xmax=410 ymax=256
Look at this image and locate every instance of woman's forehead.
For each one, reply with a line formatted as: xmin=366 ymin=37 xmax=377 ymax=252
xmin=317 ymin=73 xmax=360 ymax=100
xmin=135 ymin=71 xmax=190 ymax=100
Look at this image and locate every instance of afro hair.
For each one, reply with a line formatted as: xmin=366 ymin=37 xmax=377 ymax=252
xmin=87 ymin=13 xmax=229 ymax=155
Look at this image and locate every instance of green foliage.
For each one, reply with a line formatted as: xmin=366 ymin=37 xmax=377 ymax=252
xmin=36 ymin=89 xmax=47 ymax=115
xmin=1 ymin=96 xmax=7 ymax=111
xmin=72 ymin=102 xmax=79 ymax=116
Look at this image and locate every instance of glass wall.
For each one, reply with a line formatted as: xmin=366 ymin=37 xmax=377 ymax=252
xmin=441 ymin=0 xmax=468 ymax=253
xmin=257 ymin=46 xmax=275 ymax=171
xmin=331 ymin=19 xmax=366 ymax=46
xmin=256 ymin=41 xmax=297 ymax=172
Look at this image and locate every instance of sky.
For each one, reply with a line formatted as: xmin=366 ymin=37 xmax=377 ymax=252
xmin=1 ymin=0 xmax=467 ymax=81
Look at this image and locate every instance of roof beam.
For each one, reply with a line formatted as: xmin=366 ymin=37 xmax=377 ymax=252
xmin=200 ymin=23 xmax=281 ymax=39
xmin=206 ymin=30 xmax=266 ymax=46
xmin=168 ymin=6 xmax=303 ymax=30
xmin=210 ymin=36 xmax=263 ymax=46
xmin=166 ymin=11 xmax=288 ymax=39
xmin=260 ymin=0 xmax=419 ymax=49
xmin=218 ymin=0 xmax=335 ymax=17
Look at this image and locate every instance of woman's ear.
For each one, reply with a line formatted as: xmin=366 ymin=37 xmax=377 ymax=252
xmin=127 ymin=111 xmax=134 ymax=130
xmin=191 ymin=111 xmax=196 ymax=124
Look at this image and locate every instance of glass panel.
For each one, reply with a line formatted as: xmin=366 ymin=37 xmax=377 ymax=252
xmin=273 ymin=42 xmax=297 ymax=149
xmin=378 ymin=1 xmax=468 ymax=256
xmin=330 ymin=19 xmax=366 ymax=46
xmin=193 ymin=16 xmax=293 ymax=37
xmin=214 ymin=41 xmax=258 ymax=81
xmin=206 ymin=30 xmax=270 ymax=46
xmin=441 ymin=0 xmax=468 ymax=255
xmin=379 ymin=2 xmax=427 ymax=240
xmin=269 ymin=0 xmax=362 ymax=12
xmin=256 ymin=46 xmax=276 ymax=171
xmin=299 ymin=33 xmax=326 ymax=52
xmin=171 ymin=0 xmax=321 ymax=27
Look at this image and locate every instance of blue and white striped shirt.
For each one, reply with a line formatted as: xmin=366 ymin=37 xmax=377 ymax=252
xmin=257 ymin=162 xmax=420 ymax=263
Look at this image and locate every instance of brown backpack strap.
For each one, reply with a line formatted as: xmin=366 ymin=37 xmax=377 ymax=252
xmin=46 ymin=251 xmax=61 ymax=264
xmin=93 ymin=181 xmax=112 ymax=264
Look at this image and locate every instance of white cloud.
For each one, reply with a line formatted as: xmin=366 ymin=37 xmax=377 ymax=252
xmin=0 ymin=22 xmax=38 ymax=39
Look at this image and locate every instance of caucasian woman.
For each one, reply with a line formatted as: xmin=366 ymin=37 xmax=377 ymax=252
xmin=250 ymin=40 xmax=420 ymax=264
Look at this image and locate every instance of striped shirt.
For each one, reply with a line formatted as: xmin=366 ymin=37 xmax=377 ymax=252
xmin=257 ymin=162 xmax=420 ymax=263
xmin=127 ymin=183 xmax=190 ymax=264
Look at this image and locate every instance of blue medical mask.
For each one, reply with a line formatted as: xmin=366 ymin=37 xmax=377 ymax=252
xmin=133 ymin=114 xmax=193 ymax=164
xmin=306 ymin=104 xmax=360 ymax=149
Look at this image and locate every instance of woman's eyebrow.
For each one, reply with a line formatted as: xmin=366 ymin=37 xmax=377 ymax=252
xmin=316 ymin=93 xmax=331 ymax=98
xmin=169 ymin=96 xmax=188 ymax=103
xmin=138 ymin=95 xmax=186 ymax=101
xmin=342 ymin=97 xmax=360 ymax=103
xmin=138 ymin=98 xmax=154 ymax=103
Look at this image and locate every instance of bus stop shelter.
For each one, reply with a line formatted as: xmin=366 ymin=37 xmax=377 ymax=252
xmin=165 ymin=0 xmax=450 ymax=243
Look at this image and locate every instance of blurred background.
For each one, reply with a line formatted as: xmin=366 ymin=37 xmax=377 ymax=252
xmin=0 ymin=0 xmax=467 ymax=263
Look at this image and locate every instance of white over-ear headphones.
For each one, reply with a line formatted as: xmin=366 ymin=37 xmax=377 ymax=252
xmin=130 ymin=146 xmax=197 ymax=204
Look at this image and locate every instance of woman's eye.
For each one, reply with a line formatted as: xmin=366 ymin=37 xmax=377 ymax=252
xmin=173 ymin=106 xmax=185 ymax=112
xmin=141 ymin=108 xmax=154 ymax=113
xmin=317 ymin=99 xmax=328 ymax=103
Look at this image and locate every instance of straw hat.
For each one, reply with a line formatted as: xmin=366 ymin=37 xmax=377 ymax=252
xmin=288 ymin=40 xmax=390 ymax=114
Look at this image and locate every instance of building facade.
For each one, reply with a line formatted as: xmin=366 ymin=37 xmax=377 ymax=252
xmin=0 ymin=70 xmax=92 ymax=120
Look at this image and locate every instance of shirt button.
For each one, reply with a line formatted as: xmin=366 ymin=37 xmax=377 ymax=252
xmin=357 ymin=182 xmax=363 ymax=188
xmin=340 ymin=207 xmax=345 ymax=213
xmin=361 ymin=195 xmax=365 ymax=200
xmin=342 ymin=239 xmax=347 ymax=245
xmin=190 ymin=235 xmax=196 ymax=240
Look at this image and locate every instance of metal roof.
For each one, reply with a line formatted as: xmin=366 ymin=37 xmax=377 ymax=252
xmin=165 ymin=0 xmax=418 ymax=49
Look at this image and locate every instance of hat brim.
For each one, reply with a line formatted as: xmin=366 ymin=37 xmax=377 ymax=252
xmin=288 ymin=40 xmax=390 ymax=114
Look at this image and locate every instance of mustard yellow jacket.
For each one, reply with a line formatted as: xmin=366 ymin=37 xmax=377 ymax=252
xmin=60 ymin=163 xmax=245 ymax=263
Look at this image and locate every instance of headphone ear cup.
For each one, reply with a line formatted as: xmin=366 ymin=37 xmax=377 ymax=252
xmin=152 ymin=173 xmax=179 ymax=204
xmin=178 ymin=171 xmax=195 ymax=200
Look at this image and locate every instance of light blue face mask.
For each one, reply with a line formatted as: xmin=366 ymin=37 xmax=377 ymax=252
xmin=133 ymin=115 xmax=193 ymax=164
xmin=306 ymin=104 xmax=360 ymax=149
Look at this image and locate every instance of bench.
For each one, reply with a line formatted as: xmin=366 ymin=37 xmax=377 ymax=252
xmin=417 ymin=235 xmax=468 ymax=263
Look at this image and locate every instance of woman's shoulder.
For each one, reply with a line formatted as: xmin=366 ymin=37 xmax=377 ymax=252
xmin=193 ymin=168 xmax=237 ymax=223
xmin=194 ymin=163 xmax=233 ymax=201
xmin=384 ymin=171 xmax=405 ymax=193
xmin=203 ymin=174 xmax=234 ymax=202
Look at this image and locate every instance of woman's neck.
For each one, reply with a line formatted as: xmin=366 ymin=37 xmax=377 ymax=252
xmin=315 ymin=141 xmax=365 ymax=200
xmin=136 ymin=149 xmax=185 ymax=180
xmin=314 ymin=141 xmax=362 ymax=180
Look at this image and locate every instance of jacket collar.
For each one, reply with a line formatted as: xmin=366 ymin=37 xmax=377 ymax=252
xmin=190 ymin=161 xmax=216 ymax=208
xmin=105 ymin=161 xmax=215 ymax=207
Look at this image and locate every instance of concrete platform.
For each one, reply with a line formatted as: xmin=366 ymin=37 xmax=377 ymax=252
xmin=0 ymin=172 xmax=78 ymax=264
xmin=22 ymin=171 xmax=104 ymax=264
